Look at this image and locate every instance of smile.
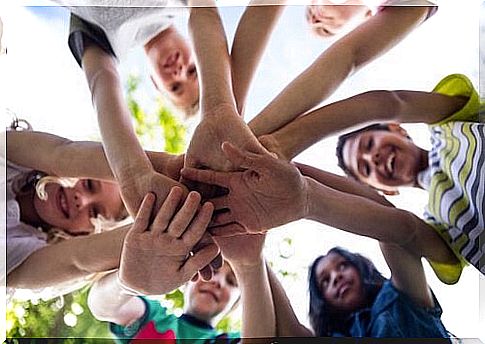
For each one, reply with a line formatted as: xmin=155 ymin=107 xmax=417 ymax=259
xmin=338 ymin=282 xmax=351 ymax=299
xmin=57 ymin=188 xmax=69 ymax=219
xmin=164 ymin=51 xmax=179 ymax=69
xmin=386 ymin=151 xmax=396 ymax=177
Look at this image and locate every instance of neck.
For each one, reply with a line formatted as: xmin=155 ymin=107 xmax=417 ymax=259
xmin=184 ymin=310 xmax=213 ymax=326
xmin=413 ymin=147 xmax=429 ymax=189
xmin=16 ymin=186 xmax=49 ymax=230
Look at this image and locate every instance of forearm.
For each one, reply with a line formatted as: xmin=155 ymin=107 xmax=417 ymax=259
xmin=82 ymin=46 xmax=153 ymax=182
xmin=305 ymin=177 xmax=457 ymax=264
xmin=189 ymin=3 xmax=235 ymax=114
xmin=231 ymin=1 xmax=285 ymax=115
xmin=295 ymin=163 xmax=392 ymax=207
xmin=266 ymin=264 xmax=313 ymax=336
xmin=87 ymin=271 xmax=145 ymax=325
xmin=232 ymin=259 xmax=275 ymax=339
xmin=7 ymin=225 xmax=129 ymax=289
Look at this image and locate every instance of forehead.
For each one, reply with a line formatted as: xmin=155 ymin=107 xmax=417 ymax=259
xmin=316 ymin=253 xmax=346 ymax=276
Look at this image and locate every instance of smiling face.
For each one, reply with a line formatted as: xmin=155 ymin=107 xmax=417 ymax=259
xmin=316 ymin=252 xmax=365 ymax=312
xmin=341 ymin=126 xmax=427 ymax=193
xmin=306 ymin=0 xmax=371 ymax=37
xmin=32 ymin=179 xmax=124 ymax=235
xmin=145 ymin=26 xmax=199 ymax=110
xmin=185 ymin=263 xmax=239 ymax=323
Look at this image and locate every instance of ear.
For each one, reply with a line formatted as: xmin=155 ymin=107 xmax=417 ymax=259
xmin=387 ymin=123 xmax=409 ymax=138
xmin=365 ymin=9 xmax=372 ymax=19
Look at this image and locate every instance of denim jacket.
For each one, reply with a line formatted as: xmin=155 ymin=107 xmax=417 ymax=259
xmin=332 ymin=281 xmax=450 ymax=340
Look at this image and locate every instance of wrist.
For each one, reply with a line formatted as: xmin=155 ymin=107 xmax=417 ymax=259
xmin=231 ymin=257 xmax=265 ymax=275
xmin=302 ymin=176 xmax=315 ymax=220
xmin=116 ymin=271 xmax=143 ymax=296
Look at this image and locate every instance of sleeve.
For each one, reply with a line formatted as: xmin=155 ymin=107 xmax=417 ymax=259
xmin=68 ymin=13 xmax=117 ymax=68
xmin=110 ymin=297 xmax=168 ymax=340
xmin=379 ymin=0 xmax=438 ymax=21
xmin=430 ymin=73 xmax=481 ymax=125
xmin=6 ymin=224 xmax=48 ymax=275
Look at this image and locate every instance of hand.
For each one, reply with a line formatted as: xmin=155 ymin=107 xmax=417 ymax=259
xmin=184 ymin=106 xmax=267 ymax=197
xmin=119 ymin=168 xmax=188 ymax=218
xmin=258 ymin=134 xmax=288 ymax=161
xmin=118 ymin=190 xmax=219 ymax=295
xmin=149 ymin=152 xmax=185 ymax=181
xmin=181 ymin=142 xmax=309 ymax=236
xmin=214 ymin=233 xmax=266 ymax=269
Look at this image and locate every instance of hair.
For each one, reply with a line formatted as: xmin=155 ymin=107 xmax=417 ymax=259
xmin=8 ymin=117 xmax=130 ymax=242
xmin=308 ymin=247 xmax=386 ymax=336
xmin=335 ymin=123 xmax=393 ymax=180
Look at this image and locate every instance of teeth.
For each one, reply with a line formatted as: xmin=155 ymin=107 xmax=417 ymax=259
xmin=386 ymin=152 xmax=395 ymax=175
xmin=60 ymin=192 xmax=68 ymax=216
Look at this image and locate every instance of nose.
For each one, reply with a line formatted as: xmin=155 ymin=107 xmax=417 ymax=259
xmin=330 ymin=270 xmax=343 ymax=288
xmin=73 ymin=190 xmax=92 ymax=210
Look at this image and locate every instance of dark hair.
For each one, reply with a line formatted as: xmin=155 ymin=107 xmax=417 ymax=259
xmin=335 ymin=123 xmax=393 ymax=180
xmin=308 ymin=247 xmax=386 ymax=336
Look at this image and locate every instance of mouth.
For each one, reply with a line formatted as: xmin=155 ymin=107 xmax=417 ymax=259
xmin=386 ymin=151 xmax=396 ymax=178
xmin=338 ymin=282 xmax=351 ymax=299
xmin=199 ymin=289 xmax=219 ymax=302
xmin=57 ymin=187 xmax=69 ymax=219
xmin=163 ymin=51 xmax=180 ymax=69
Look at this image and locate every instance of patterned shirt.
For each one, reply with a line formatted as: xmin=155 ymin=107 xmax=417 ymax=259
xmin=419 ymin=74 xmax=484 ymax=284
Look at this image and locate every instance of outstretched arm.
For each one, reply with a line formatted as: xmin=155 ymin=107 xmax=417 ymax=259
xmin=6 ymin=130 xmax=184 ymax=181
xmin=262 ymin=90 xmax=467 ymax=161
xmin=7 ymin=225 xmax=129 ymax=289
xmin=81 ymin=45 xmax=187 ymax=216
xmin=249 ymin=5 xmax=433 ymax=137
xmin=231 ymin=1 xmax=286 ymax=115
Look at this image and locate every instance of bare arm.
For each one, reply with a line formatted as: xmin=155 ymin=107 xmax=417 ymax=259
xmin=82 ymin=45 xmax=186 ymax=216
xmin=249 ymin=6 xmax=432 ymax=137
xmin=6 ymin=130 xmax=183 ymax=181
xmin=266 ymin=265 xmax=313 ymax=336
xmin=380 ymin=242 xmax=436 ymax=309
xmin=231 ymin=1 xmax=286 ymax=115
xmin=7 ymin=225 xmax=128 ymax=289
xmin=188 ymin=1 xmax=235 ymax=114
xmin=88 ymin=272 xmax=146 ymax=326
xmin=305 ymin=177 xmax=457 ymax=265
xmin=267 ymin=90 xmax=467 ymax=160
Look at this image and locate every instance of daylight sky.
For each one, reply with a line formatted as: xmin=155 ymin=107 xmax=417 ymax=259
xmin=1 ymin=0 xmax=484 ymax=340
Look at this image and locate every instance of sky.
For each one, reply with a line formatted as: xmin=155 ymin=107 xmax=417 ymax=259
xmin=1 ymin=0 xmax=484 ymax=340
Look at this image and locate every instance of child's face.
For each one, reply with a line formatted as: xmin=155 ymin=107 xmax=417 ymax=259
xmin=147 ymin=27 xmax=199 ymax=110
xmin=316 ymin=253 xmax=365 ymax=312
xmin=306 ymin=0 xmax=371 ymax=37
xmin=342 ymin=128 xmax=424 ymax=192
xmin=185 ymin=263 xmax=239 ymax=321
xmin=33 ymin=179 xmax=124 ymax=235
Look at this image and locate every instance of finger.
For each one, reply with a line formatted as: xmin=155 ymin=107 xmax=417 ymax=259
xmin=180 ymin=168 xmax=231 ymax=188
xmin=221 ymin=141 xmax=262 ymax=171
xmin=210 ymin=252 xmax=223 ymax=270
xmin=130 ymin=193 xmax=156 ymax=234
xmin=151 ymin=186 xmax=183 ymax=236
xmin=208 ymin=223 xmax=248 ymax=237
xmin=167 ymin=191 xmax=202 ymax=238
xmin=209 ymin=211 xmax=234 ymax=227
xmin=181 ymin=202 xmax=214 ymax=245
xmin=207 ymin=197 xmax=230 ymax=212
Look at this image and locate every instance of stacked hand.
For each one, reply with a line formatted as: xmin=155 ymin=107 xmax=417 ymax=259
xmin=181 ymin=141 xmax=309 ymax=236
xmin=118 ymin=189 xmax=219 ymax=295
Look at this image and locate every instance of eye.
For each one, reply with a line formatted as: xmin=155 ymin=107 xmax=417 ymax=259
xmin=226 ymin=275 xmax=238 ymax=287
xmin=339 ymin=262 xmax=348 ymax=270
xmin=170 ymin=82 xmax=181 ymax=93
xmin=187 ymin=65 xmax=197 ymax=77
xmin=83 ymin=179 xmax=94 ymax=191
xmin=366 ymin=138 xmax=374 ymax=151
xmin=320 ymin=277 xmax=329 ymax=291
xmin=89 ymin=205 xmax=99 ymax=219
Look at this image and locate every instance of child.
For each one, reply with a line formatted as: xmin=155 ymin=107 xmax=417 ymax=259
xmin=306 ymin=0 xmax=436 ymax=38
xmin=5 ymin=126 xmax=217 ymax=294
xmin=88 ymin=198 xmax=275 ymax=342
xmin=264 ymin=246 xmax=450 ymax=339
xmin=88 ymin=262 xmax=240 ymax=343
xmin=217 ymin=73 xmax=481 ymax=283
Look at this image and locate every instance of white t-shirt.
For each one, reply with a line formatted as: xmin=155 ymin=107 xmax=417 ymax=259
xmin=57 ymin=0 xmax=187 ymax=59
xmin=4 ymin=160 xmax=47 ymax=277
